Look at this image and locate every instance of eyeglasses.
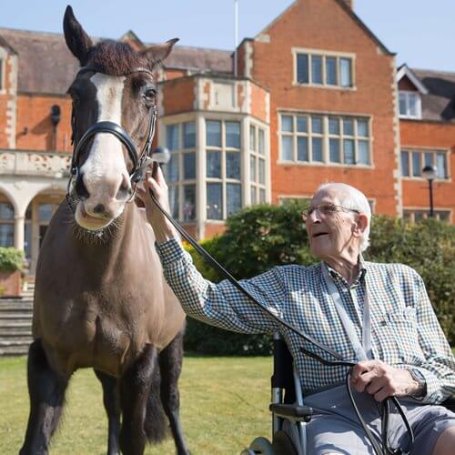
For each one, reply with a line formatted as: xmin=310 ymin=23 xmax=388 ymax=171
xmin=302 ymin=203 xmax=360 ymax=221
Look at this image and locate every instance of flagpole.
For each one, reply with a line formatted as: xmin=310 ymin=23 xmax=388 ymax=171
xmin=234 ymin=0 xmax=238 ymax=77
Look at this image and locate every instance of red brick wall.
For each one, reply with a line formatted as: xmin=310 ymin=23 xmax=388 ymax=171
xmin=161 ymin=77 xmax=195 ymax=115
xmin=250 ymin=0 xmax=398 ymax=215
xmin=16 ymin=94 xmax=72 ymax=152
xmin=400 ymin=120 xmax=455 ymax=213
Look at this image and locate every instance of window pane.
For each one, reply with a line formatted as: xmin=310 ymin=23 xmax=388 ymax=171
xmin=328 ymin=117 xmax=339 ymax=135
xmin=296 ymin=116 xmax=308 ymax=133
xmin=357 ymin=119 xmax=368 ymax=137
xmin=226 ymin=152 xmax=241 ymax=179
xmin=311 ymin=55 xmax=323 ymax=84
xmin=311 ymin=116 xmax=323 ymax=134
xmin=183 ymin=152 xmax=195 ymax=179
xmin=38 ymin=204 xmax=54 ymax=222
xmin=183 ymin=122 xmax=195 ymax=148
xmin=281 ymin=136 xmax=293 ymax=161
xmin=258 ymin=129 xmax=265 ymax=155
xmin=183 ymin=185 xmax=196 ymax=221
xmin=207 ymin=183 xmax=222 ymax=220
xmin=326 ymin=57 xmax=337 ymax=85
xmin=206 ymin=151 xmax=221 ymax=178
xmin=166 ymin=124 xmax=179 ymax=151
xmin=312 ymin=138 xmax=323 ymax=162
xmin=250 ymin=186 xmax=257 ymax=205
xmin=424 ymin=152 xmax=433 ymax=168
xmin=297 ymin=53 xmax=309 ymax=83
xmin=399 ymin=93 xmax=407 ymax=116
xmin=206 ymin=120 xmax=221 ymax=147
xmin=329 ymin=139 xmax=341 ymax=163
xmin=0 ymin=202 xmax=14 ymax=220
xmin=436 ymin=152 xmax=447 ymax=179
xmin=340 ymin=58 xmax=352 ymax=87
xmin=281 ymin=115 xmax=293 ymax=132
xmin=167 ymin=153 xmax=179 ymax=182
xmin=358 ymin=141 xmax=370 ymax=164
xmin=297 ymin=137 xmax=309 ymax=162
xmin=412 ymin=152 xmax=421 ymax=177
xmin=408 ymin=93 xmax=418 ymax=117
xmin=0 ymin=224 xmax=14 ymax=247
xmin=226 ymin=183 xmax=242 ymax=216
xmin=343 ymin=139 xmax=355 ymax=164
xmin=168 ymin=186 xmax=179 ymax=219
xmin=343 ymin=118 xmax=354 ymax=136
xmin=259 ymin=189 xmax=266 ymax=203
xmin=226 ymin=121 xmax=240 ymax=148
xmin=258 ymin=159 xmax=265 ymax=184
xmin=250 ymin=156 xmax=257 ymax=181
xmin=401 ymin=151 xmax=410 ymax=177
xmin=250 ymin=125 xmax=256 ymax=151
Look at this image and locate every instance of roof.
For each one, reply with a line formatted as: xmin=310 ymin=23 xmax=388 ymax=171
xmin=413 ymin=68 xmax=455 ymax=122
xmin=0 ymin=27 xmax=232 ymax=94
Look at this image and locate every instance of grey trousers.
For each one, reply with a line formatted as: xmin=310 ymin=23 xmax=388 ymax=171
xmin=303 ymin=385 xmax=455 ymax=455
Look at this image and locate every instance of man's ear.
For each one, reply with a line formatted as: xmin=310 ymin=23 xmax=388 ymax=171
xmin=352 ymin=213 xmax=368 ymax=237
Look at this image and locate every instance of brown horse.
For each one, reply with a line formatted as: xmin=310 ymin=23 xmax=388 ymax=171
xmin=20 ymin=6 xmax=189 ymax=455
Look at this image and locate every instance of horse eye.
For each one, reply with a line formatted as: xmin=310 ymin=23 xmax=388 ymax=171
xmin=144 ymin=88 xmax=156 ymax=100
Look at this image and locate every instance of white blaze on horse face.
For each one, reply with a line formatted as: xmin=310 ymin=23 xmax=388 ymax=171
xmin=77 ymin=73 xmax=131 ymax=229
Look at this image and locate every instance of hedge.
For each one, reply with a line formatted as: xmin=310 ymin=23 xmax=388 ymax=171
xmin=0 ymin=247 xmax=24 ymax=272
xmin=183 ymin=207 xmax=455 ymax=355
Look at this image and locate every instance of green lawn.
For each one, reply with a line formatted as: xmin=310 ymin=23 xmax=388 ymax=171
xmin=0 ymin=355 xmax=272 ymax=454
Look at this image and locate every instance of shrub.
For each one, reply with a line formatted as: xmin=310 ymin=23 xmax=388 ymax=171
xmin=0 ymin=247 xmax=24 ymax=272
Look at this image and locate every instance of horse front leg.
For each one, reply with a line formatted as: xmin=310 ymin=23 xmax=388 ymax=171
xmin=94 ymin=369 xmax=121 ymax=455
xmin=158 ymin=330 xmax=190 ymax=455
xmin=20 ymin=339 xmax=69 ymax=455
xmin=119 ymin=344 xmax=162 ymax=455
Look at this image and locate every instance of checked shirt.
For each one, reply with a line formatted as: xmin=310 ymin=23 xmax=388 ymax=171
xmin=156 ymin=238 xmax=455 ymax=404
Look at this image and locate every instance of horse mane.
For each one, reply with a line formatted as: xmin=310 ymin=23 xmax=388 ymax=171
xmin=87 ymin=40 xmax=151 ymax=75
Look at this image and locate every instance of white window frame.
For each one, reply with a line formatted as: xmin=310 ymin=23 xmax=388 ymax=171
xmin=400 ymin=149 xmax=449 ymax=180
xmin=293 ymin=48 xmax=356 ymax=89
xmin=249 ymin=123 xmax=267 ymax=206
xmin=279 ymin=112 xmax=372 ymax=167
xmin=398 ymin=91 xmax=422 ymax=119
xmin=403 ymin=209 xmax=451 ymax=223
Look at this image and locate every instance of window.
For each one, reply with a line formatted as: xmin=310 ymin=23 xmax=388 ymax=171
xmin=295 ymin=51 xmax=354 ymax=88
xmin=400 ymin=149 xmax=448 ymax=179
xmin=280 ymin=113 xmax=371 ymax=165
xmin=0 ymin=201 xmax=14 ymax=247
xmin=403 ymin=209 xmax=450 ymax=223
xmin=206 ymin=120 xmax=242 ymax=220
xmin=398 ymin=91 xmax=421 ymax=119
xmin=249 ymin=124 xmax=267 ymax=205
xmin=165 ymin=121 xmax=197 ymax=222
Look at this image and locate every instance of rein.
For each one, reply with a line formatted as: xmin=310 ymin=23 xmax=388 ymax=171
xmin=149 ymin=189 xmax=414 ymax=455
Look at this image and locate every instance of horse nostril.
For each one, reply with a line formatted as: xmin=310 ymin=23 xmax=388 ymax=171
xmin=93 ymin=204 xmax=105 ymax=214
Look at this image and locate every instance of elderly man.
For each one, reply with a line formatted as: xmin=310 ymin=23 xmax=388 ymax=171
xmin=139 ymin=170 xmax=455 ymax=455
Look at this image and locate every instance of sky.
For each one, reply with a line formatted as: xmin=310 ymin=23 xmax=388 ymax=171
xmin=0 ymin=0 xmax=453 ymax=72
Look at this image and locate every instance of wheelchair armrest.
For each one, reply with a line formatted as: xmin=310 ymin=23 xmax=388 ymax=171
xmin=269 ymin=403 xmax=313 ymax=422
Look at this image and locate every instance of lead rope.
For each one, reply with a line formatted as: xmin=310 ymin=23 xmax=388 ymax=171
xmin=148 ymin=188 xmax=414 ymax=455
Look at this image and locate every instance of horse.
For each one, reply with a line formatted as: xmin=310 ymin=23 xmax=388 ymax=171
xmin=20 ymin=6 xmax=189 ymax=455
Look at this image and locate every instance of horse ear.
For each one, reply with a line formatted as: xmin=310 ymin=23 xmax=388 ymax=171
xmin=63 ymin=5 xmax=93 ymax=65
xmin=140 ymin=38 xmax=179 ymax=68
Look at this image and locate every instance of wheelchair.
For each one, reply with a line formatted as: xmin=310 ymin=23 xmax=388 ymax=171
xmin=241 ymin=333 xmax=455 ymax=455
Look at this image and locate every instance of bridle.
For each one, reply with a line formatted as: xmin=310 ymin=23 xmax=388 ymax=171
xmin=67 ymin=66 xmax=158 ymax=198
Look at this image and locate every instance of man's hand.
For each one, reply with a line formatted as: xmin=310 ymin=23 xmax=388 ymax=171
xmin=351 ymin=360 xmax=422 ymax=402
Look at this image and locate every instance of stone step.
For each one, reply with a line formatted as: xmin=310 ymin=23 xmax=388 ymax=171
xmin=0 ymin=344 xmax=30 ymax=356
xmin=0 ymin=329 xmax=32 ymax=337
xmin=0 ymin=320 xmax=32 ymax=330
xmin=0 ymin=312 xmax=33 ymax=320
xmin=0 ymin=337 xmax=33 ymax=346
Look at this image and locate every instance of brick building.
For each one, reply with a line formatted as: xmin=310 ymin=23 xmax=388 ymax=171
xmin=0 ymin=0 xmax=454 ymax=273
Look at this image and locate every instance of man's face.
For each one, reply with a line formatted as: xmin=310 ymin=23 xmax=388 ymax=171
xmin=305 ymin=188 xmax=360 ymax=261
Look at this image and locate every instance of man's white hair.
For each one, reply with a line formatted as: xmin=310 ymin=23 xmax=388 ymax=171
xmin=315 ymin=182 xmax=371 ymax=252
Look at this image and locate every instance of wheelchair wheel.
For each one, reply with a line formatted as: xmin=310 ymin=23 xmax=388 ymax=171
xmin=272 ymin=430 xmax=298 ymax=455
xmin=240 ymin=436 xmax=274 ymax=455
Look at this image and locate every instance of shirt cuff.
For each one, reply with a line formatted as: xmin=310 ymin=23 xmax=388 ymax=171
xmin=155 ymin=238 xmax=185 ymax=266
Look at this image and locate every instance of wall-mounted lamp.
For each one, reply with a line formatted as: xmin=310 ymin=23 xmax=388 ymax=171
xmin=50 ymin=104 xmax=61 ymax=150
xmin=422 ymin=164 xmax=437 ymax=218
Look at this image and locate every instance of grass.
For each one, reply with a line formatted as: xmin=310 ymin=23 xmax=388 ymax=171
xmin=0 ymin=355 xmax=272 ymax=454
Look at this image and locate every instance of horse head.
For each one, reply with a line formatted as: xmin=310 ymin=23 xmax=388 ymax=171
xmin=63 ymin=5 xmax=177 ymax=231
